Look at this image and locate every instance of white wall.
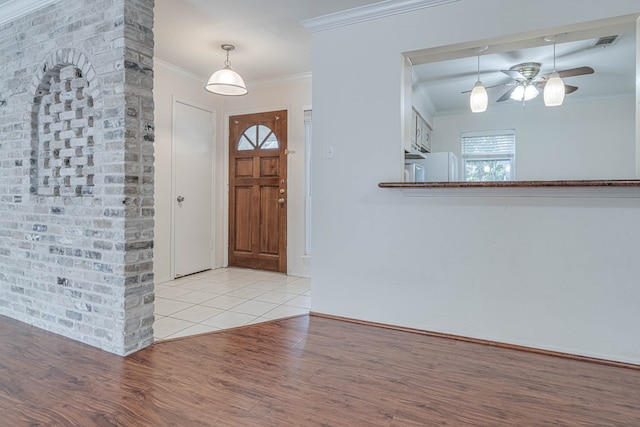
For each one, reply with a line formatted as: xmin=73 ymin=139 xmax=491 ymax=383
xmin=433 ymin=96 xmax=636 ymax=180
xmin=153 ymin=63 xmax=312 ymax=283
xmin=310 ymin=0 xmax=640 ymax=364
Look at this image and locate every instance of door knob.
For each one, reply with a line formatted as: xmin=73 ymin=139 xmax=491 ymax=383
xmin=177 ymin=196 xmax=185 ymax=203
xmin=278 ymin=198 xmax=286 ymax=204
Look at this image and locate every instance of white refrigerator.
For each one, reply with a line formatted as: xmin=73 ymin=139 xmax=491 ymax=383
xmin=413 ymin=152 xmax=458 ymax=182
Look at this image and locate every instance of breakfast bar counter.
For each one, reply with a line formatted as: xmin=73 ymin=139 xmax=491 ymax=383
xmin=378 ymin=180 xmax=640 ymax=197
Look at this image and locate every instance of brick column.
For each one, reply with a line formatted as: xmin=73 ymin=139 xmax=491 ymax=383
xmin=0 ymin=0 xmax=155 ymax=355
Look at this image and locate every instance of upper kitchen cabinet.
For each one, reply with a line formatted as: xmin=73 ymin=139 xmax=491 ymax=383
xmin=420 ymin=116 xmax=432 ymax=153
xmin=413 ymin=108 xmax=432 ymax=153
xmin=410 ymin=109 xmax=417 ymax=148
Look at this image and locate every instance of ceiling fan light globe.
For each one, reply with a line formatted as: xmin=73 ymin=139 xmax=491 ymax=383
xmin=544 ymin=73 xmax=565 ymax=106
xmin=510 ymin=85 xmax=524 ymax=101
xmin=524 ymin=84 xmax=539 ymax=100
xmin=511 ymin=84 xmax=539 ymax=101
xmin=470 ymin=81 xmax=488 ymax=113
xmin=205 ymin=67 xmax=248 ymax=96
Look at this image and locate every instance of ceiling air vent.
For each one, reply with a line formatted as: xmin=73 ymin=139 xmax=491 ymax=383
xmin=591 ymin=35 xmax=619 ymax=48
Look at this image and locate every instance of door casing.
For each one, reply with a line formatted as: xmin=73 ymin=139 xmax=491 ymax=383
xmin=171 ymin=98 xmax=216 ymax=279
xmin=223 ymin=108 xmax=289 ymax=272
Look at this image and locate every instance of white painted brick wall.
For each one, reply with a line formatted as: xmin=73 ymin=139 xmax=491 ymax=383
xmin=0 ymin=0 xmax=155 ymax=356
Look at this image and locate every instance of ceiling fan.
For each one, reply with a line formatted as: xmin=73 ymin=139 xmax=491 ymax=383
xmin=494 ymin=62 xmax=594 ymax=102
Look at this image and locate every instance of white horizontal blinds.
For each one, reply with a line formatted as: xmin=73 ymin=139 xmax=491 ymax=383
xmin=461 ymin=131 xmax=515 ymax=156
xmin=462 ymin=130 xmax=516 ymax=181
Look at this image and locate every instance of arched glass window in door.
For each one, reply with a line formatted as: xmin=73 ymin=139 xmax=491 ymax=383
xmin=238 ymin=124 xmax=279 ymax=150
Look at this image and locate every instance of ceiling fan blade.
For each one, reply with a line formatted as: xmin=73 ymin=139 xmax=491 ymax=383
xmin=500 ymin=69 xmax=525 ymax=80
xmin=557 ymin=66 xmax=594 ymax=78
xmin=540 ymin=66 xmax=594 ymax=80
xmin=564 ymin=84 xmax=578 ymax=95
xmin=496 ymin=86 xmax=517 ymax=102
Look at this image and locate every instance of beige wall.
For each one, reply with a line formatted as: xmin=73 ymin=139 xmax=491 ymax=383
xmin=153 ymin=62 xmax=311 ymax=283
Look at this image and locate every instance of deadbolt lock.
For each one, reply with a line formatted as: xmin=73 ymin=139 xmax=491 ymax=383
xmin=279 ymin=189 xmax=285 ymax=194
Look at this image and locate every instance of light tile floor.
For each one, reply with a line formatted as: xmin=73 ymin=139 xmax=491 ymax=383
xmin=153 ymin=267 xmax=311 ymax=341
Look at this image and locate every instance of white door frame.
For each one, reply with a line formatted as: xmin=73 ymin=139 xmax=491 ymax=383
xmin=171 ymin=96 xmax=216 ymax=279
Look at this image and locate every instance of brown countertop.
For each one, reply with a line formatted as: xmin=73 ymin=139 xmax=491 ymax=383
xmin=378 ymin=180 xmax=640 ymax=198
xmin=379 ymin=180 xmax=640 ymax=189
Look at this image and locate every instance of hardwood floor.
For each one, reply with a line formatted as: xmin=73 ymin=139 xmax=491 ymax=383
xmin=2 ymin=314 xmax=639 ymax=426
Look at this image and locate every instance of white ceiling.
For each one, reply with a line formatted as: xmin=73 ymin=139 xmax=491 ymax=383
xmin=153 ymin=0 xmax=385 ymax=83
xmin=155 ymin=1 xmax=636 ymax=114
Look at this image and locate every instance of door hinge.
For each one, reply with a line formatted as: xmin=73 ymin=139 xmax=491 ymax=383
xmin=285 ymin=149 xmax=295 ymax=155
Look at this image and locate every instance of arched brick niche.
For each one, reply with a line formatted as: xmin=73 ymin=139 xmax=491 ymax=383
xmin=30 ymin=49 xmax=100 ymax=197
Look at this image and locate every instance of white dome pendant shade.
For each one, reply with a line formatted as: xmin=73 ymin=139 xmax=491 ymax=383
xmin=205 ymin=44 xmax=248 ymax=96
xmin=470 ymin=81 xmax=488 ymax=113
xmin=206 ymin=68 xmax=248 ymax=96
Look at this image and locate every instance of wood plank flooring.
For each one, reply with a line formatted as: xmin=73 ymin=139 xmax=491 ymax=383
xmin=1 ymin=313 xmax=639 ymax=426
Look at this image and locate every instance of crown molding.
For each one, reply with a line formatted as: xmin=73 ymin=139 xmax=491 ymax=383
xmin=250 ymin=71 xmax=312 ymax=88
xmin=411 ymin=69 xmax=436 ymax=118
xmin=155 ymin=57 xmax=312 ymax=90
xmin=0 ymin=0 xmax=61 ymax=26
xmin=154 ymin=57 xmax=208 ymax=83
xmin=301 ymin=0 xmax=460 ymax=33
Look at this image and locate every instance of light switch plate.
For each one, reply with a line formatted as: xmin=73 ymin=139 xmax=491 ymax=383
xmin=326 ymin=144 xmax=334 ymax=159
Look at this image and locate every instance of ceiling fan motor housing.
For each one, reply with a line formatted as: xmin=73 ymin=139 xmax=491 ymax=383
xmin=510 ymin=62 xmax=541 ymax=80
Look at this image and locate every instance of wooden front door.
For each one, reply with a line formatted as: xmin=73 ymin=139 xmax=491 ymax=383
xmin=229 ymin=110 xmax=287 ymax=272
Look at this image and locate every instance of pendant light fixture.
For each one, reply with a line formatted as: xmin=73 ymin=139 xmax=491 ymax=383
xmin=543 ymin=35 xmax=565 ymax=106
xmin=469 ymin=47 xmax=488 ymax=113
xmin=205 ymin=44 xmax=248 ymax=96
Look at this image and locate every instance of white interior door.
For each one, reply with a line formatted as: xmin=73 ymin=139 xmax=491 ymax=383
xmin=173 ymin=101 xmax=214 ymax=277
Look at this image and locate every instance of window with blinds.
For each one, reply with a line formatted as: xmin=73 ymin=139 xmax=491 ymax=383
xmin=461 ymin=130 xmax=516 ymax=181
